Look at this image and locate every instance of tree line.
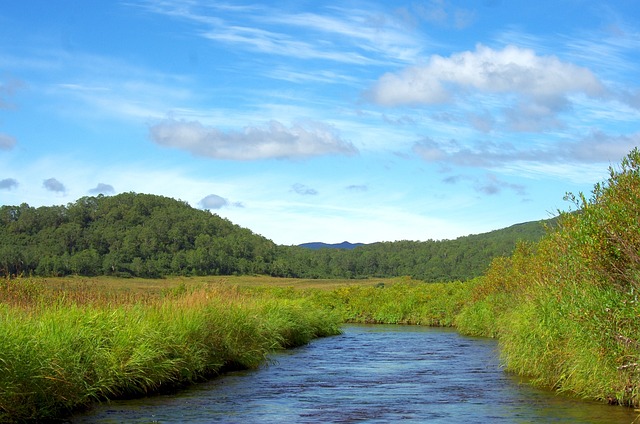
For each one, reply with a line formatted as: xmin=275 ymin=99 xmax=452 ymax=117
xmin=0 ymin=192 xmax=552 ymax=281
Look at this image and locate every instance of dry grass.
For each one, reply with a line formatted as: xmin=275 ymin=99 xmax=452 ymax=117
xmin=17 ymin=275 xmax=392 ymax=301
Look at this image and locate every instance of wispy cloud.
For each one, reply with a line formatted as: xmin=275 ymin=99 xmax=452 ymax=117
xmin=346 ymin=184 xmax=368 ymax=192
xmin=149 ymin=118 xmax=358 ymax=160
xmin=1 ymin=46 xmax=194 ymax=123
xmin=397 ymin=0 xmax=476 ymax=29
xmin=134 ymin=0 xmax=428 ymax=65
xmin=413 ymin=130 xmax=640 ymax=168
xmin=442 ymin=173 xmax=526 ymax=197
xmin=50 ymin=76 xmax=192 ymax=122
xmin=291 ymin=183 xmax=318 ymax=196
xmin=266 ymin=68 xmax=359 ymax=85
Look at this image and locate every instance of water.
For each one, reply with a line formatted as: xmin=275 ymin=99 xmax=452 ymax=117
xmin=72 ymin=325 xmax=639 ymax=423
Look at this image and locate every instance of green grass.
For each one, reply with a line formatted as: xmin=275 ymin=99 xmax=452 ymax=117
xmin=2 ymin=265 xmax=640 ymax=421
xmin=0 ymin=280 xmax=341 ymax=422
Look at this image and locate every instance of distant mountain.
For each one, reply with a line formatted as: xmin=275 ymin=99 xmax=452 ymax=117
xmin=298 ymin=241 xmax=366 ymax=250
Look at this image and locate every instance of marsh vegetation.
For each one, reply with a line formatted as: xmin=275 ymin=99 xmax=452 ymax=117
xmin=2 ymin=149 xmax=640 ymax=421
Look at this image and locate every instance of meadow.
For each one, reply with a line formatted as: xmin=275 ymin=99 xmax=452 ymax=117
xmin=0 ymin=276 xmax=346 ymax=422
xmin=1 ymin=268 xmax=639 ymax=421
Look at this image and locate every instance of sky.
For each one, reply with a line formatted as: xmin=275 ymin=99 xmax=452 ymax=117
xmin=1 ymin=1 xmax=639 ymax=245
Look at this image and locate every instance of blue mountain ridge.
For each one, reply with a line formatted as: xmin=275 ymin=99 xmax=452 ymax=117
xmin=298 ymin=241 xmax=366 ymax=250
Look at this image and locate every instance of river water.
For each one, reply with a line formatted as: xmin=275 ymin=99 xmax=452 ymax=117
xmin=72 ymin=325 xmax=639 ymax=423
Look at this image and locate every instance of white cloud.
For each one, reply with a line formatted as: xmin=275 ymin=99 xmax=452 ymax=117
xmin=149 ymin=118 xmax=358 ymax=160
xmin=368 ymin=44 xmax=605 ymax=131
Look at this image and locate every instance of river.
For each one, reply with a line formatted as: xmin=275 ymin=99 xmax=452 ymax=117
xmin=72 ymin=325 xmax=639 ymax=423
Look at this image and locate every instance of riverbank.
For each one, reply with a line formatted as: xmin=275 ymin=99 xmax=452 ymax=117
xmin=1 ymin=270 xmax=638 ymax=422
xmin=74 ymin=324 xmax=640 ymax=424
xmin=0 ymin=280 xmax=341 ymax=422
xmin=299 ymin=151 xmax=640 ymax=409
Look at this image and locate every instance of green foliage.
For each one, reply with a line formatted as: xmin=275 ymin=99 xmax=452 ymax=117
xmin=276 ymin=220 xmax=550 ymax=281
xmin=0 ymin=191 xmax=549 ymax=280
xmin=0 ymin=193 xmax=278 ymax=278
xmin=260 ymin=277 xmax=474 ymax=327
xmin=456 ymin=148 xmax=640 ymax=407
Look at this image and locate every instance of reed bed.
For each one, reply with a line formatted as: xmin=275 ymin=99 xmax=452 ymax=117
xmin=453 ymin=150 xmax=640 ymax=408
xmin=0 ymin=279 xmax=341 ymax=422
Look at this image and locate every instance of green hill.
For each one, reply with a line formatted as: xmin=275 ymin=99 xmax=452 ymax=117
xmin=0 ymin=193 xmax=277 ymax=277
xmin=275 ymin=219 xmax=554 ymax=281
xmin=0 ymin=192 xmax=554 ymax=281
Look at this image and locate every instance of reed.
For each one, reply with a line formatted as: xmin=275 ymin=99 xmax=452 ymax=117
xmin=453 ymin=149 xmax=640 ymax=408
xmin=256 ymin=277 xmax=474 ymax=327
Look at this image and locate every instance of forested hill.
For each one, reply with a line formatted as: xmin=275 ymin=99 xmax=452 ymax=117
xmin=274 ymin=219 xmax=554 ymax=281
xmin=0 ymin=192 xmax=554 ymax=281
xmin=0 ymin=193 xmax=278 ymax=277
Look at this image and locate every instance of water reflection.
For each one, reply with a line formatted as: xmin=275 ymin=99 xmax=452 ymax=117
xmin=73 ymin=325 xmax=639 ymax=423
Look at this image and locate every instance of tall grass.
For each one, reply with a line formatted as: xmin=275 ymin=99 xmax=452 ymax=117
xmin=454 ymin=149 xmax=640 ymax=407
xmin=0 ymin=281 xmax=340 ymax=422
xmin=250 ymin=277 xmax=474 ymax=327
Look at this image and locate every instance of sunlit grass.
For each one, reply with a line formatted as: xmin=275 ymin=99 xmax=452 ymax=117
xmin=0 ymin=277 xmax=342 ymax=422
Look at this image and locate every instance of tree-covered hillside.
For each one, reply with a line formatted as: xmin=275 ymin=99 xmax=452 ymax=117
xmin=0 ymin=193 xmax=277 ymax=277
xmin=0 ymin=192 xmax=553 ymax=281
xmin=273 ymin=219 xmax=553 ymax=281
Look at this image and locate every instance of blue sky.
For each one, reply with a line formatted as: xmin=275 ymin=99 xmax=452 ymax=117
xmin=1 ymin=1 xmax=639 ymax=245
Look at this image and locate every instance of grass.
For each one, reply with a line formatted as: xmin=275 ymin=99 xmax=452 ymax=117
xmin=2 ymin=267 xmax=639 ymax=421
xmin=0 ymin=277 xmax=342 ymax=422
